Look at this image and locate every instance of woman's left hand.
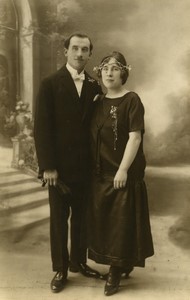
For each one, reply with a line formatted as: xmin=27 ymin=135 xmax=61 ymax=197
xmin=113 ymin=169 xmax=128 ymax=189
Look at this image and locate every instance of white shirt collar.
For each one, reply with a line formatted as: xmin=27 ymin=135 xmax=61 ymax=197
xmin=66 ymin=63 xmax=84 ymax=77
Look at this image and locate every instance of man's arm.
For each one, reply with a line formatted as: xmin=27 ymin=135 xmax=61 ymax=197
xmin=34 ymin=78 xmax=57 ymax=173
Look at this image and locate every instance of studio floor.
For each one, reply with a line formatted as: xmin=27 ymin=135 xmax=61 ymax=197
xmin=0 ymin=137 xmax=190 ymax=300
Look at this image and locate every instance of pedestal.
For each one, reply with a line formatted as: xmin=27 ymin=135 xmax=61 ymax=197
xmin=11 ymin=136 xmax=21 ymax=168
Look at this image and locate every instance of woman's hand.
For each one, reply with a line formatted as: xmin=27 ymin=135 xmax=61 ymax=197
xmin=113 ymin=131 xmax=141 ymax=190
xmin=113 ymin=169 xmax=128 ymax=189
xmin=43 ymin=169 xmax=58 ymax=186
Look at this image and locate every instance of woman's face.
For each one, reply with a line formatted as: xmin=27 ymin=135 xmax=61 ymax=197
xmin=101 ymin=58 xmax=123 ymax=90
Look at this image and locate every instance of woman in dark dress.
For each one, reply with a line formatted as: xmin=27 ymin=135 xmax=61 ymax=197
xmin=87 ymin=51 xmax=154 ymax=296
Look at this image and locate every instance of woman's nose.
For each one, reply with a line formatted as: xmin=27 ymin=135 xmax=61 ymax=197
xmin=107 ymin=69 xmax=112 ymax=76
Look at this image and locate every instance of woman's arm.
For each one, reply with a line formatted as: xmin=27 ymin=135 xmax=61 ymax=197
xmin=114 ymin=131 xmax=141 ymax=189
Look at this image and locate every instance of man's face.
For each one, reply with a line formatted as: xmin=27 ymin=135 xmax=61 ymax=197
xmin=64 ymin=36 xmax=91 ymax=73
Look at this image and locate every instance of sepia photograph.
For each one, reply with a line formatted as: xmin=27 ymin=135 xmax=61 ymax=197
xmin=0 ymin=0 xmax=190 ymax=299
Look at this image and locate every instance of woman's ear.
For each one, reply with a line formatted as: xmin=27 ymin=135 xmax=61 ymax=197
xmin=97 ymin=69 xmax=101 ymax=78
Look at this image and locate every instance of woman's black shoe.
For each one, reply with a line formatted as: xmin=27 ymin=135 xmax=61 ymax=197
xmin=123 ymin=266 xmax=134 ymax=278
xmin=104 ymin=266 xmax=122 ymax=296
xmin=101 ymin=266 xmax=134 ymax=281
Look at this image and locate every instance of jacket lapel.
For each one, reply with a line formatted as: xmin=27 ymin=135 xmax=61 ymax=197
xmin=81 ymin=72 xmax=97 ymax=121
xmin=58 ymin=66 xmax=82 ymax=113
xmin=58 ymin=66 xmax=98 ymax=120
xmin=95 ymin=96 xmax=109 ymax=129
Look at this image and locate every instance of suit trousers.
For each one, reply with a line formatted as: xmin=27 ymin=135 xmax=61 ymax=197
xmin=48 ymin=182 xmax=87 ymax=272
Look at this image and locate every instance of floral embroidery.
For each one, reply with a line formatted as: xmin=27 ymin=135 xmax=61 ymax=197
xmin=110 ymin=105 xmax=118 ymax=150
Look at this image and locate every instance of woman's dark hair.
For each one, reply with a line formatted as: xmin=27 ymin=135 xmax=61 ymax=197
xmin=97 ymin=51 xmax=129 ymax=84
xmin=64 ymin=33 xmax=93 ymax=53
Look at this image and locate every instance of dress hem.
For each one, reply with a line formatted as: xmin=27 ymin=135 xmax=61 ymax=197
xmin=88 ymin=248 xmax=154 ymax=268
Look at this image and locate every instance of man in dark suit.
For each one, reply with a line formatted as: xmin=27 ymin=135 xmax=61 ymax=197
xmin=34 ymin=33 xmax=102 ymax=293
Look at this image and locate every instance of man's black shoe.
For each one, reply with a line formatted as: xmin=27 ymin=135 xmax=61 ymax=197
xmin=69 ymin=262 xmax=79 ymax=273
xmin=50 ymin=271 xmax=67 ymax=293
xmin=69 ymin=262 xmax=101 ymax=278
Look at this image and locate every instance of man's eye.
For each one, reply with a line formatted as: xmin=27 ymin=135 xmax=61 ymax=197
xmin=82 ymin=48 xmax=89 ymax=52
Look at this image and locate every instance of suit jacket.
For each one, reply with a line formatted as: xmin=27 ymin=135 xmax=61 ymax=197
xmin=34 ymin=65 xmax=102 ymax=182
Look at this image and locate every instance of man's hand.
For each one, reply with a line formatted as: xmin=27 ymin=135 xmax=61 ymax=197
xmin=43 ymin=169 xmax=58 ymax=186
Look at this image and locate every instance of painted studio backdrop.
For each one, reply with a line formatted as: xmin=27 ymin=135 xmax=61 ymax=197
xmin=0 ymin=0 xmax=189 ymax=167
xmin=1 ymin=1 xmax=190 ymax=299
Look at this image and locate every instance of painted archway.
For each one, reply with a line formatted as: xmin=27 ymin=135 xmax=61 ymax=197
xmin=0 ymin=0 xmax=38 ymax=112
xmin=13 ymin=0 xmax=39 ymax=112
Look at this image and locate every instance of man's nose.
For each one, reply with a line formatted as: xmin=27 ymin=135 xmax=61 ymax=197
xmin=76 ymin=49 xmax=83 ymax=56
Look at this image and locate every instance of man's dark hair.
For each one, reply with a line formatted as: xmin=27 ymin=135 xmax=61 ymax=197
xmin=64 ymin=33 xmax=93 ymax=53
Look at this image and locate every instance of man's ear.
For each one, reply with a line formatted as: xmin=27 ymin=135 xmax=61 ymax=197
xmin=87 ymin=52 xmax=92 ymax=61
xmin=64 ymin=48 xmax=68 ymax=57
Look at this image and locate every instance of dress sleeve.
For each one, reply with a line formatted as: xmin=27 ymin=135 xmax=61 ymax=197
xmin=128 ymin=93 xmax=145 ymax=132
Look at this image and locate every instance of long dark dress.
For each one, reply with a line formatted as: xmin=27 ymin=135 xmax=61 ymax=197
xmin=87 ymin=92 xmax=154 ymax=268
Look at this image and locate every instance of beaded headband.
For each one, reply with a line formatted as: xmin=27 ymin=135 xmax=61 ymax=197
xmin=93 ymin=58 xmax=132 ymax=74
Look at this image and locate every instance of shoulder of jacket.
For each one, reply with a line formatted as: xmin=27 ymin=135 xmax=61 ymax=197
xmin=41 ymin=66 xmax=66 ymax=83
